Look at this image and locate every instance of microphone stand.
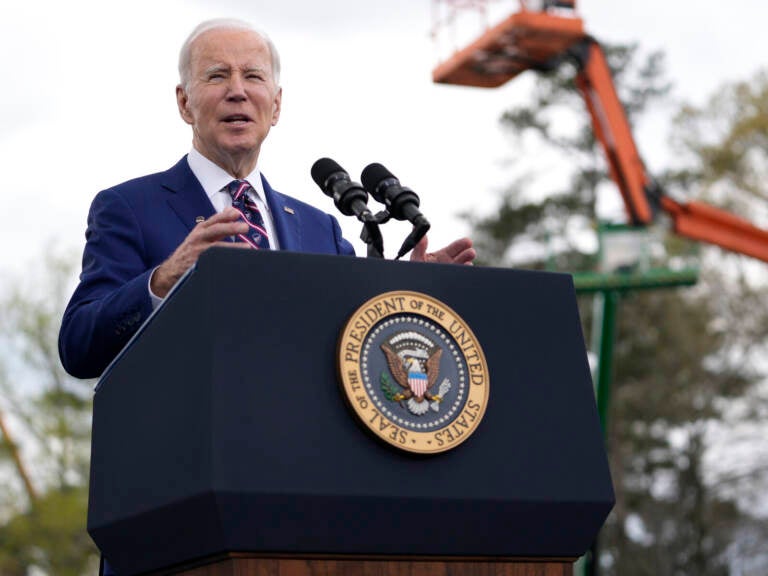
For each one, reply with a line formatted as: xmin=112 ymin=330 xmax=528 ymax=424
xmin=359 ymin=209 xmax=431 ymax=260
xmin=359 ymin=211 xmax=385 ymax=259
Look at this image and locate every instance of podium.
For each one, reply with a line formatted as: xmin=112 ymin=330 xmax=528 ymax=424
xmin=88 ymin=249 xmax=614 ymax=575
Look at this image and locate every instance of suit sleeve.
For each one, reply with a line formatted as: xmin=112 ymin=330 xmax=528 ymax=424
xmin=331 ymin=213 xmax=356 ymax=256
xmin=59 ymin=188 xmax=155 ymax=379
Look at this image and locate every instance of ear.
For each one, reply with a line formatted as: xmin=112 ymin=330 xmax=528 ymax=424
xmin=271 ymin=87 xmax=282 ymax=126
xmin=176 ymin=85 xmax=194 ymax=125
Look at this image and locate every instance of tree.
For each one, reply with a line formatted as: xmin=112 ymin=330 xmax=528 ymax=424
xmin=668 ymin=71 xmax=768 ymax=571
xmin=0 ymin=249 xmax=98 ymax=575
xmin=672 ymin=71 xmax=768 ymax=212
xmin=465 ymin=43 xmax=768 ymax=574
xmin=467 ymin=42 xmax=671 ymax=270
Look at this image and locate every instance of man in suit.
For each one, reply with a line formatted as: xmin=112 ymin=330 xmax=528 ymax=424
xmin=59 ymin=18 xmax=475 ymax=380
xmin=61 ymin=19 xmax=476 ymax=574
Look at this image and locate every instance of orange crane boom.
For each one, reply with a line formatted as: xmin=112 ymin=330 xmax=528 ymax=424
xmin=432 ymin=1 xmax=768 ymax=263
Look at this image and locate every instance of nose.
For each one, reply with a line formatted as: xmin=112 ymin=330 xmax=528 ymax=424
xmin=226 ymin=73 xmax=247 ymax=101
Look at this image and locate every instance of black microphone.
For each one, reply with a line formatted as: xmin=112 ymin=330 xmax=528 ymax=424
xmin=311 ymin=158 xmax=372 ymax=221
xmin=361 ymin=163 xmax=431 ymax=259
xmin=360 ymin=163 xmax=430 ymax=229
xmin=311 ymin=157 xmax=384 ymax=258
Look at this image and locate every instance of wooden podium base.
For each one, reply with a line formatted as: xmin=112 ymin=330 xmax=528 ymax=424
xmin=154 ymin=555 xmax=573 ymax=576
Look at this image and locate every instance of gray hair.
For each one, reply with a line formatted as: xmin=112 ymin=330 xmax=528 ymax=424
xmin=178 ymin=18 xmax=281 ymax=90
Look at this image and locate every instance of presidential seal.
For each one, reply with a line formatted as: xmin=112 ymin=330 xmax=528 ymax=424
xmin=338 ymin=291 xmax=489 ymax=454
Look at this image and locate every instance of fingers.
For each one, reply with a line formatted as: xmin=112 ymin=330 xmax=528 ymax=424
xmin=448 ymin=246 xmax=476 ymax=265
xmin=416 ymin=237 xmax=476 ymax=265
xmin=409 ymin=236 xmax=429 ymax=262
xmin=443 ymin=237 xmax=476 ymax=265
xmin=212 ymin=241 xmax=252 ymax=250
xmin=151 ymin=209 xmax=249 ymax=297
xmin=193 ymin=208 xmax=248 ymax=242
xmin=437 ymin=237 xmax=474 ymax=259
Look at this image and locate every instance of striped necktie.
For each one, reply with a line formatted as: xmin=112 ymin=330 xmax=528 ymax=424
xmin=226 ymin=179 xmax=271 ymax=250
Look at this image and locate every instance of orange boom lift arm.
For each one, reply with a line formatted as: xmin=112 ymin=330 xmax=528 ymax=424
xmin=432 ymin=0 xmax=768 ymax=263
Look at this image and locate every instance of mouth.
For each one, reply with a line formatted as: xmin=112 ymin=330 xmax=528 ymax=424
xmin=221 ymin=114 xmax=253 ymax=125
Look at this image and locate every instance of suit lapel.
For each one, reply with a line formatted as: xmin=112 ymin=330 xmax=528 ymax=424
xmin=162 ymin=157 xmax=217 ymax=233
xmin=262 ymin=174 xmax=301 ymax=251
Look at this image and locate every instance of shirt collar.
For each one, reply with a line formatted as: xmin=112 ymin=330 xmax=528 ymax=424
xmin=187 ymin=148 xmax=266 ymax=204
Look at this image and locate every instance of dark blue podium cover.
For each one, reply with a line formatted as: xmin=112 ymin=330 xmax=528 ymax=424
xmin=88 ymin=248 xmax=614 ymax=575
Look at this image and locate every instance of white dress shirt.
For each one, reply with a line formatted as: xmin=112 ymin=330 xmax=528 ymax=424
xmin=186 ymin=148 xmax=280 ymax=248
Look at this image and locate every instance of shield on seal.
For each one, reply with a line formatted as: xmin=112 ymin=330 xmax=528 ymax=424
xmin=408 ymin=370 xmax=428 ymax=398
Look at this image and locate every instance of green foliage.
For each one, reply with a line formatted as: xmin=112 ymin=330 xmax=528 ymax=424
xmin=380 ymin=372 xmax=399 ymax=401
xmin=465 ymin=40 xmax=768 ymax=573
xmin=602 ymin=289 xmax=756 ymax=574
xmin=672 ymin=71 xmax=768 ymax=211
xmin=468 ymin=43 xmax=671 ymax=270
xmin=0 ymin=490 xmax=97 ymax=576
xmin=500 ymin=42 xmax=670 ymax=157
xmin=465 ymin=179 xmax=597 ymax=269
xmin=0 ymin=249 xmax=98 ymax=575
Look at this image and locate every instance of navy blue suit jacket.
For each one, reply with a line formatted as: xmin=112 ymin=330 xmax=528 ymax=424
xmin=59 ymin=156 xmax=354 ymax=379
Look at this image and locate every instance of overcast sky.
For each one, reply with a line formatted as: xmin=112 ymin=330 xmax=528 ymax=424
xmin=2 ymin=0 xmax=767 ymax=277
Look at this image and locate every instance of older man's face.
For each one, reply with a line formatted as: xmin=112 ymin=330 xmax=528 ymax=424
xmin=177 ymin=28 xmax=281 ymax=175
